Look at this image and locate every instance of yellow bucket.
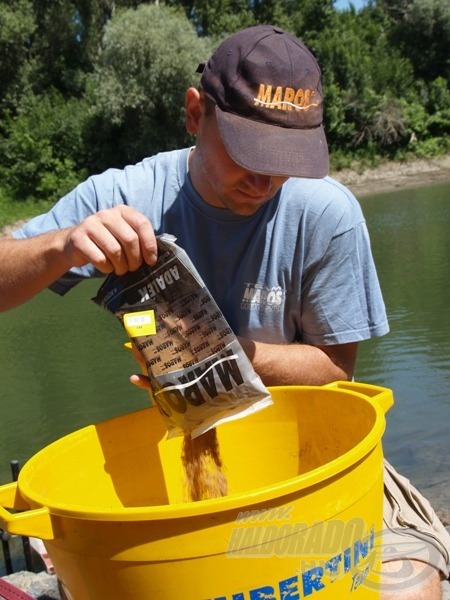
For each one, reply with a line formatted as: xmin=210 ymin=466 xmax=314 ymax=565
xmin=0 ymin=382 xmax=393 ymax=600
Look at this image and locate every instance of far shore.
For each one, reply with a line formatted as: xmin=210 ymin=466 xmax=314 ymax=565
xmin=332 ymin=153 xmax=450 ymax=198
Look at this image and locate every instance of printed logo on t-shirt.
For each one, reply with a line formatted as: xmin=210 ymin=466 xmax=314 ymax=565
xmin=241 ymin=283 xmax=284 ymax=313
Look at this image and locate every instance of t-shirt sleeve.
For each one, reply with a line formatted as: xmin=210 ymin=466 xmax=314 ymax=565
xmin=301 ymin=214 xmax=389 ymax=345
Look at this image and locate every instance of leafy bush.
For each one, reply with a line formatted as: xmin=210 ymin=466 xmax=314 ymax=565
xmin=0 ymin=90 xmax=89 ymax=202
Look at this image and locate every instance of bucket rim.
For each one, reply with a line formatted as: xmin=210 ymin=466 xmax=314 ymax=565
xmin=17 ymin=383 xmax=390 ymax=521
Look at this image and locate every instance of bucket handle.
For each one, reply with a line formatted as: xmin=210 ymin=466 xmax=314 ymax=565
xmin=0 ymin=482 xmax=54 ymax=540
xmin=322 ymin=380 xmax=394 ymax=414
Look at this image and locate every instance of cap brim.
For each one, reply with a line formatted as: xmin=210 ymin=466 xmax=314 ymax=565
xmin=215 ymin=107 xmax=329 ymax=179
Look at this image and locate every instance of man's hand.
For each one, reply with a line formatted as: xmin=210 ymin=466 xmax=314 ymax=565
xmin=63 ymin=205 xmax=158 ymax=275
xmin=128 ymin=341 xmax=152 ymax=392
xmin=0 ymin=206 xmax=158 ymax=312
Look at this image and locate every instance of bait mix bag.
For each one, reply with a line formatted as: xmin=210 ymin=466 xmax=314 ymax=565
xmin=93 ymin=234 xmax=272 ymax=438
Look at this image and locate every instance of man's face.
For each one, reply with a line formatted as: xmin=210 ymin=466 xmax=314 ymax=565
xmin=188 ymin=91 xmax=288 ymax=216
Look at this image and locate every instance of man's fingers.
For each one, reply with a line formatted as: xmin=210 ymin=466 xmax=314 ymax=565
xmin=98 ymin=218 xmax=143 ymax=274
xmin=65 ymin=206 xmax=158 ymax=274
xmin=66 ymin=226 xmax=117 ymax=273
xmin=119 ymin=208 xmax=158 ymax=267
xmin=130 ymin=373 xmax=152 ymax=391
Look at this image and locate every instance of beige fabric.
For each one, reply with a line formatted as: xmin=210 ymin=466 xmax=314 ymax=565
xmin=382 ymin=459 xmax=450 ymax=578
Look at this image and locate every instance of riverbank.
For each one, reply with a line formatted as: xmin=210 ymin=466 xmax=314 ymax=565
xmin=332 ymin=153 xmax=450 ymax=198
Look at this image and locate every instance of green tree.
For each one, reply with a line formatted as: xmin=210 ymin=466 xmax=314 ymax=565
xmin=287 ymin=0 xmax=335 ymax=45
xmin=175 ymin=0 xmax=254 ymax=37
xmin=380 ymin=0 xmax=450 ymax=82
xmin=87 ymin=3 xmax=213 ymax=170
xmin=27 ymin=0 xmax=87 ymax=95
xmin=13 ymin=0 xmax=134 ymax=98
xmin=313 ymin=6 xmax=419 ymax=159
xmin=0 ymin=0 xmax=36 ymax=110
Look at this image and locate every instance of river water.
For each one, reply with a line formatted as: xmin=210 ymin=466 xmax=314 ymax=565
xmin=0 ymin=181 xmax=449 ymax=518
xmin=356 ymin=181 xmax=450 ymax=514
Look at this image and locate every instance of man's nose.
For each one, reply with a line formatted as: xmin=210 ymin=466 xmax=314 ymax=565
xmin=245 ymin=173 xmax=273 ymax=194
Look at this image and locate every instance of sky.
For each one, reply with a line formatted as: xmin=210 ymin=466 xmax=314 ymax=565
xmin=334 ymin=0 xmax=367 ymax=11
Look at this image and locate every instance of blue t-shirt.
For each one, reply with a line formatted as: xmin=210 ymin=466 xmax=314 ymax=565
xmin=13 ymin=148 xmax=389 ymax=345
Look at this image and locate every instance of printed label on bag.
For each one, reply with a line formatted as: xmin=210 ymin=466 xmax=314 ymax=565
xmin=123 ymin=310 xmax=156 ymax=337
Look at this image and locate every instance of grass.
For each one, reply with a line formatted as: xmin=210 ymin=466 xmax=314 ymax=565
xmin=0 ymin=187 xmax=53 ymax=231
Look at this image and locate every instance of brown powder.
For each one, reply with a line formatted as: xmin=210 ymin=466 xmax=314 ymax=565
xmin=182 ymin=428 xmax=228 ymax=501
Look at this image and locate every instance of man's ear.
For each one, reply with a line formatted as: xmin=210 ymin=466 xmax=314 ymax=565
xmin=185 ymin=87 xmax=203 ymax=134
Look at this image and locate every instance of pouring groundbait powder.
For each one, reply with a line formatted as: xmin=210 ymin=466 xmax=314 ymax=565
xmin=182 ymin=428 xmax=228 ymax=501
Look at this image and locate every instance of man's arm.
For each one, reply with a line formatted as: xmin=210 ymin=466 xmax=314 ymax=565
xmin=129 ymin=339 xmax=358 ymax=392
xmin=0 ymin=206 xmax=158 ymax=312
xmin=0 ymin=230 xmax=75 ymax=311
xmin=238 ymin=338 xmax=358 ymax=385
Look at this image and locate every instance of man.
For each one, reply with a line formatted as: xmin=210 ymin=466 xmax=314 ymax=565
xmin=0 ymin=25 xmax=448 ymax=598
